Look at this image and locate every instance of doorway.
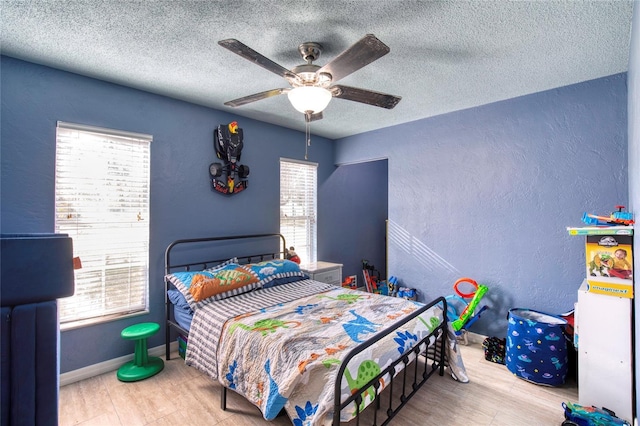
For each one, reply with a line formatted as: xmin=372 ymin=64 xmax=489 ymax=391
xmin=319 ymin=159 xmax=389 ymax=286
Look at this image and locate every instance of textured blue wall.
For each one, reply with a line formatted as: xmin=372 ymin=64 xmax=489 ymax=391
xmin=336 ymin=74 xmax=628 ymax=338
xmin=320 ymin=160 xmax=388 ymax=283
xmin=0 ymin=56 xmax=336 ymax=373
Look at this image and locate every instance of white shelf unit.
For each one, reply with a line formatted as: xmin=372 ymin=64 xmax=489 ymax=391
xmin=576 ymin=280 xmax=633 ymax=423
xmin=299 ymin=261 xmax=343 ymax=286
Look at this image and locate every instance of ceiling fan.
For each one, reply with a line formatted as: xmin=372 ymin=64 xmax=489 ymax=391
xmin=218 ymin=34 xmax=402 ymax=122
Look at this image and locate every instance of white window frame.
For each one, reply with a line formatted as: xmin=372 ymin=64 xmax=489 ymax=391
xmin=280 ymin=158 xmax=317 ymax=265
xmin=55 ymin=121 xmax=151 ymax=330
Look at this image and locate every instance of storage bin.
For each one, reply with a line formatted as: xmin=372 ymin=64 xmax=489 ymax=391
xmin=506 ymin=308 xmax=568 ymax=386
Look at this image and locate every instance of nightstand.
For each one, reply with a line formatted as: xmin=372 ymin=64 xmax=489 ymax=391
xmin=299 ymin=261 xmax=343 ymax=286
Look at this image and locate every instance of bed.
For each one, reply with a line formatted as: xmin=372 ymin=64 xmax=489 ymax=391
xmin=164 ymin=233 xmax=467 ymax=425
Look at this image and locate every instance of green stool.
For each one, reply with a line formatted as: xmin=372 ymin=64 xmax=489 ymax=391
xmin=117 ymin=322 xmax=164 ymax=382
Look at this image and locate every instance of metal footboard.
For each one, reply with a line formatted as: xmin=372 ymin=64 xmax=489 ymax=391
xmin=333 ymin=296 xmax=448 ymax=425
xmin=218 ymin=297 xmax=448 ymax=425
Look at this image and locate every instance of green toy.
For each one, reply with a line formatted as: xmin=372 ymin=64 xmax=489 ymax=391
xmin=450 ymin=278 xmax=489 ymax=332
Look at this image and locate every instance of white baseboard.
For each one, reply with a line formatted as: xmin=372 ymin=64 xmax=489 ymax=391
xmin=458 ymin=331 xmax=487 ymax=345
xmin=60 ymin=341 xmax=178 ymax=387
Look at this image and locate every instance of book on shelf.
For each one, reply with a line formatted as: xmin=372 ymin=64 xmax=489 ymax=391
xmin=566 ymin=226 xmax=633 ymax=236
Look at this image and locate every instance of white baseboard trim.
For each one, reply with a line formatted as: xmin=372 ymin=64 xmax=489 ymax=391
xmin=458 ymin=331 xmax=487 ymax=345
xmin=60 ymin=341 xmax=178 ymax=387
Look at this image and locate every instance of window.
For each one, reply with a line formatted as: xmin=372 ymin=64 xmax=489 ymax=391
xmin=280 ymin=158 xmax=317 ymax=264
xmin=55 ymin=122 xmax=151 ymax=328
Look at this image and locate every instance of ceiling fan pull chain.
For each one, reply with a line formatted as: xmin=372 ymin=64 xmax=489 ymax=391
xmin=304 ymin=111 xmax=312 ymax=160
xmin=305 ymin=111 xmax=312 ymax=146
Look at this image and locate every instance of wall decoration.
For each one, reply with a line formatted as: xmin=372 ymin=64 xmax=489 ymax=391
xmin=209 ymin=121 xmax=249 ymax=195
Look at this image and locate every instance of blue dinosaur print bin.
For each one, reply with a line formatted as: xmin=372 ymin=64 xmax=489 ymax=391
xmin=506 ymin=308 xmax=568 ymax=386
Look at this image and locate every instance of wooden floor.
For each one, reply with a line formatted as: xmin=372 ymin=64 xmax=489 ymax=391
xmin=59 ymin=342 xmax=578 ymax=425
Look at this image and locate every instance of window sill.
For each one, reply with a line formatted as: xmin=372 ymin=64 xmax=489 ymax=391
xmin=60 ymin=309 xmax=150 ymax=332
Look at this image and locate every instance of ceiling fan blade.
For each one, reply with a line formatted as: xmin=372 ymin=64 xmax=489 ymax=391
xmin=224 ymin=88 xmax=290 ymax=107
xmin=317 ymin=34 xmax=390 ymax=83
xmin=218 ymin=39 xmax=298 ymax=81
xmin=331 ymin=85 xmax=401 ymax=109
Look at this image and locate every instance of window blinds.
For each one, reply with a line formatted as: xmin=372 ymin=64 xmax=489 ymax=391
xmin=55 ymin=122 xmax=151 ymax=326
xmin=280 ymin=158 xmax=317 ymax=264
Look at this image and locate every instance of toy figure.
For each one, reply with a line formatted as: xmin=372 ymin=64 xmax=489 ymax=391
xmin=209 ymin=121 xmax=250 ymax=195
xmin=387 ymin=276 xmax=398 ymax=297
xmin=286 ymin=246 xmax=300 ymax=264
xmin=589 ymin=253 xmax=614 ymax=277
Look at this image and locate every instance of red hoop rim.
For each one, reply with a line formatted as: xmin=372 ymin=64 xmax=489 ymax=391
xmin=454 ymin=277 xmax=478 ymax=298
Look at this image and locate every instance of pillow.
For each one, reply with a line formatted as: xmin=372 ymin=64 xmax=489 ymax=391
xmin=262 ymin=274 xmax=308 ymax=289
xmin=167 ymin=289 xmax=192 ymax=312
xmin=203 ymin=257 xmax=238 ymax=272
xmin=167 ymin=289 xmax=194 ymax=331
xmin=166 ymin=263 xmax=259 ymax=309
xmin=243 ymin=259 xmax=307 ymax=287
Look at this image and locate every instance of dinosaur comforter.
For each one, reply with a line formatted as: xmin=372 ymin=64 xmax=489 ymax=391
xmin=185 ymin=280 xmax=467 ymax=425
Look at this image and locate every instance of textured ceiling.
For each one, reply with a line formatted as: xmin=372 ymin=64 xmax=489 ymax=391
xmin=0 ymin=1 xmax=634 ymax=139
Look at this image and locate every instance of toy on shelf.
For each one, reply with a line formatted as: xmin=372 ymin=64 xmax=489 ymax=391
xmin=582 ymin=205 xmax=634 ymax=227
xmin=446 ymin=277 xmax=489 ymax=332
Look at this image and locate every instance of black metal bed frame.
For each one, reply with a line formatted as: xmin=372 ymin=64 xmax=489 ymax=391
xmin=164 ymin=233 xmax=448 ymax=426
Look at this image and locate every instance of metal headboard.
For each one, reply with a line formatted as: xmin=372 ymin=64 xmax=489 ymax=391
xmin=164 ymin=233 xmax=287 ymax=275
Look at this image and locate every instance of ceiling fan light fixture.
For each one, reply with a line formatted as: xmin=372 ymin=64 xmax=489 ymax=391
xmin=287 ymin=86 xmax=332 ymax=114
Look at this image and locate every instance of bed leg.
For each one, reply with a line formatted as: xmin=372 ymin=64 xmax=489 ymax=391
xmin=165 ymin=326 xmax=171 ymax=360
xmin=221 ymin=387 xmax=227 ymax=410
xmin=438 ymin=329 xmax=446 ymax=376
